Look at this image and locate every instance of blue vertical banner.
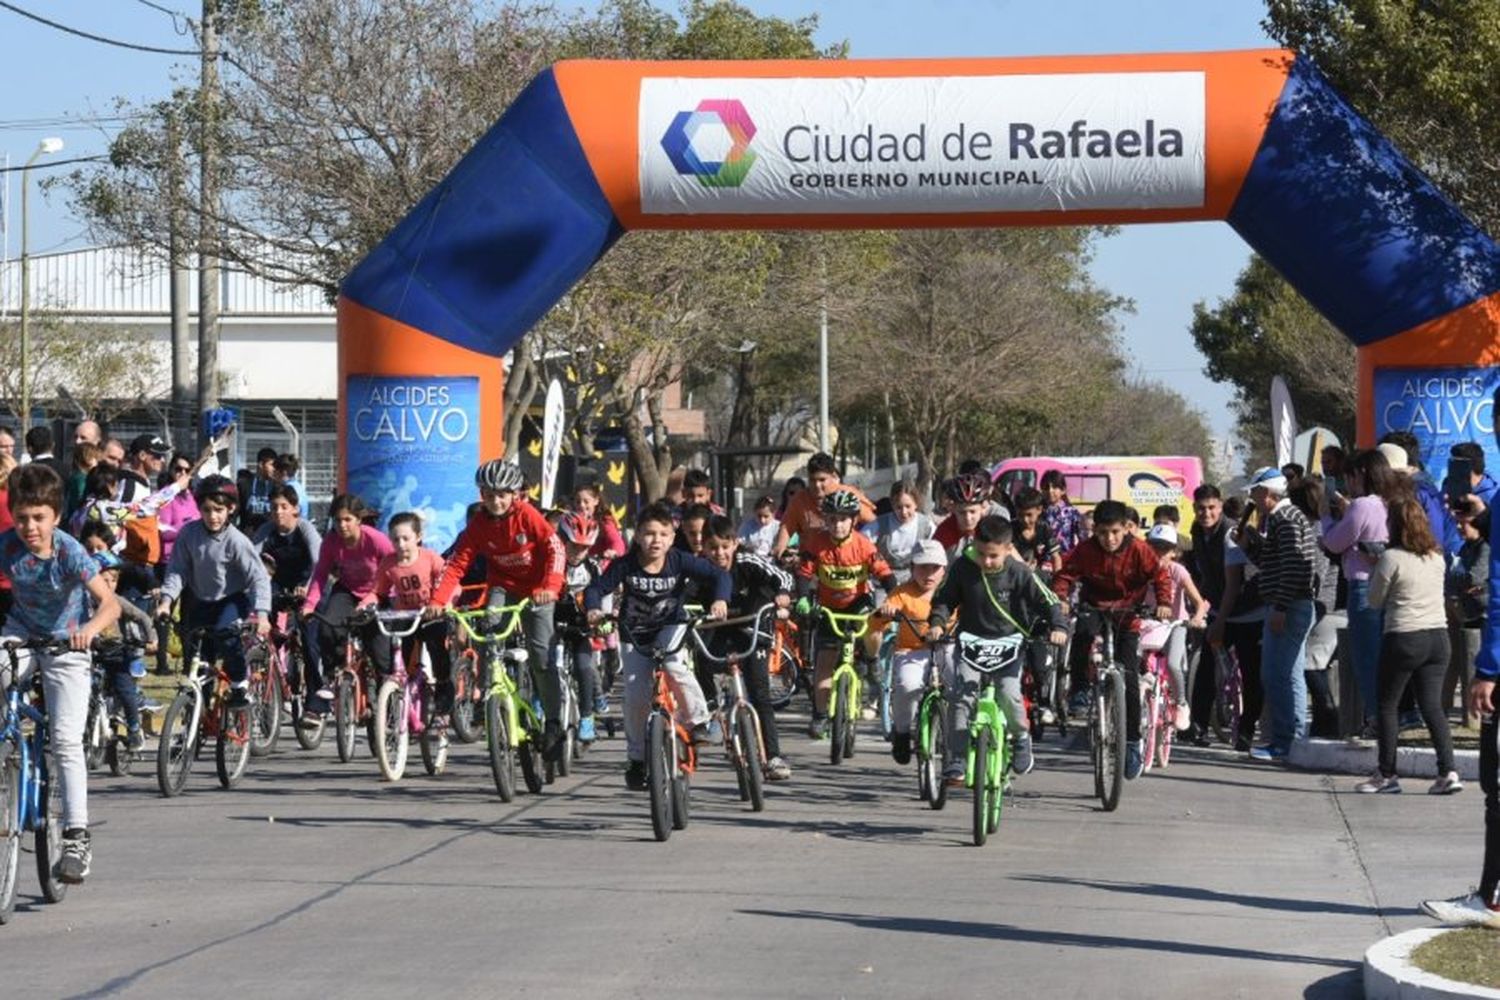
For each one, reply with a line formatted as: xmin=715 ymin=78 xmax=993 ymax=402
xmin=1373 ymin=367 xmax=1500 ymax=476
xmin=345 ymin=375 xmax=480 ymax=552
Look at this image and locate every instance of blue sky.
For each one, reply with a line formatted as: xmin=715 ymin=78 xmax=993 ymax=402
xmin=0 ymin=0 xmax=1276 ymax=436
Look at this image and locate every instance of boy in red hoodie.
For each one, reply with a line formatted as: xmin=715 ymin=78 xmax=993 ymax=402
xmin=430 ymin=459 xmax=566 ymax=755
xmin=1052 ymin=499 xmax=1173 ymax=781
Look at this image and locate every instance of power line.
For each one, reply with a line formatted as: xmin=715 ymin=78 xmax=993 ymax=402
xmin=0 ymin=0 xmax=205 ymax=56
xmin=0 ymin=155 xmax=107 ymax=174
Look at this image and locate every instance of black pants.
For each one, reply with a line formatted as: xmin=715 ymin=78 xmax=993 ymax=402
xmin=366 ymin=620 xmax=453 ymax=684
xmin=1305 ymin=669 xmax=1340 ymax=738
xmin=707 ymin=636 xmax=781 ymax=759
xmin=1377 ymin=628 xmax=1454 ymax=777
xmin=1229 ymin=620 xmax=1263 ymax=742
xmin=1479 ymin=714 xmax=1500 ymax=903
xmin=1070 ymin=609 xmax=1142 ymax=742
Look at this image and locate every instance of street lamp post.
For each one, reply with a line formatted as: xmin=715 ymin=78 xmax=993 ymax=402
xmin=19 ymin=136 xmax=63 ymax=429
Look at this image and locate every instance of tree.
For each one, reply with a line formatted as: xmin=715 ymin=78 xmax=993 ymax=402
xmin=0 ymin=315 xmax=167 ymax=423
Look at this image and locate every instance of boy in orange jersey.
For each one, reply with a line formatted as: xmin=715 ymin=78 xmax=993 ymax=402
xmin=796 ymin=489 xmax=898 ymax=739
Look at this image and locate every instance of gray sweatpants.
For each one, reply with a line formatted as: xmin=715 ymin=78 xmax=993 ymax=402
xmin=2 ymin=647 xmax=90 ymax=829
xmin=621 ymin=624 xmax=709 ymax=761
xmin=488 ymin=591 xmax=560 ymax=725
xmin=946 ymin=656 xmax=1025 ymax=765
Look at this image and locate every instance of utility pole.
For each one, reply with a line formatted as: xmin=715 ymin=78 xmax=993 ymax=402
xmin=195 ymin=0 xmax=221 ymax=447
xmin=167 ymin=107 xmax=192 ymax=447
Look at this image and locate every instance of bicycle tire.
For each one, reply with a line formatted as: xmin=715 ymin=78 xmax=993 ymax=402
xmin=249 ymin=664 xmax=281 ymax=758
xmin=106 ymin=736 xmax=130 ymax=778
xmin=0 ymin=753 xmax=19 ymax=923
xmin=830 ymin=673 xmax=851 ymax=766
xmin=419 ymin=694 xmax=448 ymax=776
xmin=156 ymin=689 xmax=196 ymax=798
xmin=767 ymin=652 xmax=797 ymax=711
xmin=1140 ymin=673 xmax=1158 ymax=775
xmin=1052 ymin=641 xmax=1071 ymax=737
xmin=334 ymin=674 xmax=357 ymax=763
xmin=844 ymin=673 xmax=859 ymax=759
xmin=670 ymin=729 xmax=690 ymax=831
xmin=519 ymin=729 xmax=544 ymax=794
xmin=1099 ymin=668 xmax=1125 ymax=812
xmin=373 ymin=679 xmax=409 ymax=782
xmin=292 ymin=698 xmax=326 ymax=751
xmin=647 ymin=713 xmax=672 ymax=842
xmin=972 ymin=726 xmax=992 ymax=847
xmin=84 ymin=694 xmax=107 ymax=771
xmin=36 ymin=759 xmax=66 ymax=903
xmin=1156 ymin=705 xmax=1173 ymax=770
xmin=484 ymin=695 xmax=515 ymax=802
xmin=450 ymin=654 xmax=480 ymax=743
xmin=737 ymin=709 xmax=765 ymax=813
xmin=555 ymin=724 xmax=574 ymax=779
xmin=215 ymin=704 xmax=252 ymax=789
xmin=927 ymin=704 xmax=949 ymax=811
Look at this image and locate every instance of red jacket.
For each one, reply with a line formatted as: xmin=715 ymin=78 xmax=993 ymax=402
xmin=434 ymin=499 xmax=565 ymax=605
xmin=1051 ymin=536 xmax=1172 ymax=611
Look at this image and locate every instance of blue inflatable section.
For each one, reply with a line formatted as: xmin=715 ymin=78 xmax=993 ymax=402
xmin=1229 ymin=58 xmax=1500 ymax=346
xmin=341 ymin=69 xmax=623 ymax=356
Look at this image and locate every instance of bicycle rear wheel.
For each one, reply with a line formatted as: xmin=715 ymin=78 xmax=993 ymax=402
xmin=767 ymin=645 xmax=797 ymax=710
xmin=0 ymin=753 xmax=18 ymax=923
xmin=334 ymin=675 xmax=357 ymax=763
xmin=971 ymin=726 xmax=992 ymax=847
xmin=84 ymin=694 xmax=107 ymax=771
xmin=156 ymin=689 xmax=197 ymax=798
xmin=1140 ymin=674 xmax=1158 ymax=775
xmin=647 ymin=712 xmax=672 ymax=842
xmin=374 ymin=679 xmax=409 ymax=782
xmin=670 ymin=728 xmax=690 ymax=831
xmin=736 ymin=709 xmax=765 ymax=813
xmin=830 ymin=673 xmax=851 ymax=766
xmin=249 ymin=660 xmax=281 ymax=757
xmin=484 ymin=695 xmax=515 ymax=802
xmin=1098 ymin=669 xmax=1125 ymax=812
xmin=215 ymin=703 xmax=252 ymax=789
xmin=450 ymin=653 xmax=480 ymax=743
xmin=419 ymin=693 xmax=449 ymax=776
xmin=36 ymin=759 xmax=67 ymax=902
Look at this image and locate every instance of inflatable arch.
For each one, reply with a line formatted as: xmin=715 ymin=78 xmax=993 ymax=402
xmin=340 ymin=49 xmax=1500 ymax=546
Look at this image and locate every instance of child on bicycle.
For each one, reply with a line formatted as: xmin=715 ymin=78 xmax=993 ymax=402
xmin=927 ymin=517 xmax=1067 ymax=781
xmin=934 ymin=473 xmax=995 ymax=559
xmin=363 ymin=512 xmax=453 ymax=713
xmin=873 ymin=538 xmax=948 ymax=765
xmin=1052 ymin=499 xmax=1173 ymax=781
xmin=553 ymin=511 xmax=606 ymax=744
xmin=85 ymin=549 xmax=152 ymax=751
xmin=0 ymin=463 xmax=120 ymax=884
xmin=583 ymin=502 xmax=729 ymax=791
xmin=702 ymin=514 xmax=795 ymax=781
xmin=796 ymin=489 xmax=898 ymax=739
xmin=305 ymin=493 xmax=395 ymax=714
xmin=1142 ymin=523 xmax=1209 ymax=730
xmin=157 ymin=476 xmax=273 ymax=708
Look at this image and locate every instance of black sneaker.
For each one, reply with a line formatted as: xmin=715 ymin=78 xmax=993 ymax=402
xmin=1233 ymin=733 xmax=1252 ymax=753
xmin=624 ymin=760 xmax=647 ymax=791
xmin=226 ymin=687 xmax=251 ymax=710
xmin=57 ymin=827 xmax=91 ymax=884
xmin=126 ymin=729 xmax=146 ymax=752
xmin=891 ymin=732 xmax=912 ymax=765
xmin=433 ymin=681 xmax=455 ymax=715
xmin=1012 ymin=733 xmax=1035 ymax=776
xmin=806 ymin=715 xmax=828 ymax=740
xmin=543 ymin=721 xmax=564 ymax=762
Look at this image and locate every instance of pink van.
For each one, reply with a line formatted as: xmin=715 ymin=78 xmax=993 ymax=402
xmin=992 ymin=456 xmax=1205 ymax=527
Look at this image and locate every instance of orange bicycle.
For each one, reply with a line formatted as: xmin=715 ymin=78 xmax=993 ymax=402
xmin=766 ymin=615 xmax=805 ymax=710
xmin=626 ymin=621 xmax=704 ymax=843
xmin=310 ymin=609 xmax=379 ymax=763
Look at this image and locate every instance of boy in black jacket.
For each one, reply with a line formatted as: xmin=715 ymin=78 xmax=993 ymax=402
xmin=702 ymin=515 xmax=795 ymax=781
xmin=928 ymin=516 xmax=1068 ymax=783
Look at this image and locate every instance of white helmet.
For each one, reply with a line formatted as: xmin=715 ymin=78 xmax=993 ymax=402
xmin=475 ymin=459 xmax=525 ymax=492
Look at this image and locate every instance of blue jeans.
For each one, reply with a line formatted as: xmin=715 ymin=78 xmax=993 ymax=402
xmin=1261 ymin=599 xmax=1315 ymax=752
xmin=1346 ymin=578 xmax=1385 ymax=720
xmin=186 ymin=593 xmax=254 ymax=685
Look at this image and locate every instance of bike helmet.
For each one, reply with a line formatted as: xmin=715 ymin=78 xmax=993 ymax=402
xmin=474 ymin=458 xmax=525 ymax=493
xmin=944 ymin=472 xmax=991 ymax=506
xmin=556 ymin=512 xmax=599 ymax=546
xmin=91 ymin=549 xmax=122 ymax=572
xmin=194 ymin=474 xmax=239 ymax=504
xmin=819 ymin=489 xmax=862 ymax=517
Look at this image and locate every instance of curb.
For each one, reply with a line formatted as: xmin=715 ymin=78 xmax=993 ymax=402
xmin=1365 ymin=928 xmax=1500 ymax=999
xmin=1288 ymin=738 xmax=1479 ymax=782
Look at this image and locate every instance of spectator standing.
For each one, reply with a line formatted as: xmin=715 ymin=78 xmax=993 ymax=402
xmin=1040 ymin=469 xmax=1085 ymax=554
xmin=101 ymin=438 xmax=126 ymax=467
xmin=0 ymin=428 xmax=14 ymax=463
xmin=240 ymin=447 xmax=281 ymax=534
xmin=118 ymin=434 xmax=169 ymax=505
xmin=65 ymin=442 xmax=102 ymax=521
xmin=1207 ymin=500 xmax=1267 ymax=751
xmin=1291 ymin=476 xmax=1343 ymax=738
xmin=1447 ymin=505 xmax=1489 ymax=729
xmin=1188 ymin=484 xmax=1230 ymax=742
xmin=24 ymin=425 xmax=64 ymax=477
xmin=1381 ymin=433 xmax=1460 ymax=556
xmin=1450 ymin=442 xmax=1500 ymax=508
xmin=1359 ymin=497 xmax=1461 ymax=794
xmin=156 ymin=453 xmax=202 ymax=567
xmin=72 ymin=420 xmax=102 ymax=453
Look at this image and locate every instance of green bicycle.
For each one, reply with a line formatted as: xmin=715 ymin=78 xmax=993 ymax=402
xmin=449 ymin=601 xmax=544 ymax=801
xmin=821 ymin=606 xmax=873 ymax=766
xmin=951 ymin=631 xmax=1025 ymax=846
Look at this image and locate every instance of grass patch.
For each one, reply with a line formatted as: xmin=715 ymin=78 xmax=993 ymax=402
xmin=1409 ymin=928 xmax=1500 ymax=988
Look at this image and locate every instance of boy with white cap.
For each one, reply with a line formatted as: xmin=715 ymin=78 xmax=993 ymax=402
xmin=872 ymin=538 xmax=949 ymax=765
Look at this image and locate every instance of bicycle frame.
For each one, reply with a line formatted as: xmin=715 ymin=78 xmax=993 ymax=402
xmin=371 ymin=611 xmax=428 ymax=734
xmin=821 ymin=607 xmax=872 ymax=721
xmin=450 ymin=601 xmax=531 ymax=748
xmin=957 ymin=635 xmax=1022 ymax=791
xmin=178 ymin=624 xmax=254 ymax=744
xmin=0 ymin=666 xmax=51 ymax=836
xmin=691 ymin=605 xmax=778 ymax=774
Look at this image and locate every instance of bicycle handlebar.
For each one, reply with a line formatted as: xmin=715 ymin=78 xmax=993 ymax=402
xmin=368 ymin=609 xmax=425 ymax=638
xmin=448 ymin=601 xmax=530 ymax=645
xmin=819 ymin=605 xmax=873 ymax=640
xmin=181 ymin=619 xmax=259 ymax=643
xmin=687 ymin=603 xmax=780 ymax=665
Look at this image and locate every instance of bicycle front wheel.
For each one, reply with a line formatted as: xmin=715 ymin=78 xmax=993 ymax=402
xmin=1140 ymin=675 xmax=1158 ymax=775
xmin=334 ymin=675 xmax=357 ymax=763
xmin=156 ymin=689 xmax=197 ymax=798
xmin=971 ymin=726 xmax=992 ymax=847
xmin=215 ymin=703 xmax=252 ymax=789
xmin=830 ymin=673 xmax=852 ymax=766
xmin=374 ymin=680 xmax=409 ymax=782
xmin=0 ymin=753 xmax=19 ymax=923
xmin=35 ymin=759 xmax=67 ymax=903
xmin=84 ymin=695 xmax=107 ymax=771
xmin=736 ymin=709 xmax=765 ymax=813
xmin=450 ymin=653 xmax=480 ymax=743
xmin=1098 ymin=668 xmax=1125 ymax=812
xmin=249 ymin=662 xmax=281 ymax=757
xmin=647 ymin=712 xmax=673 ymax=842
xmin=922 ymin=700 xmax=949 ymax=811
xmin=419 ymin=692 xmax=449 ymax=777
xmin=485 ymin=695 xmax=516 ymax=802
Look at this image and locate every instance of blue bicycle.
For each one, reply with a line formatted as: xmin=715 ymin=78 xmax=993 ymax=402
xmin=0 ymin=638 xmax=74 ymax=922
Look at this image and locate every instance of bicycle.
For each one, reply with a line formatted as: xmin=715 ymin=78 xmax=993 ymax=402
xmin=690 ymin=604 xmax=779 ymax=813
xmin=369 ymin=610 xmax=449 ymax=782
xmin=156 ymin=620 xmax=261 ymax=796
xmin=620 ymin=619 xmax=705 ymax=843
xmin=1209 ymin=642 xmax=1243 ymax=746
xmin=449 ymin=601 xmax=542 ymax=802
xmin=1138 ymin=620 xmax=1185 ymax=772
xmin=1078 ymin=606 xmax=1133 ymax=813
xmin=0 ymin=638 xmax=78 ymax=920
xmin=820 ymin=606 xmax=873 ymax=766
xmin=446 ymin=584 xmax=490 ymax=744
xmin=551 ymin=615 xmax=611 ymax=781
xmin=766 ymin=614 xmax=806 ymax=711
xmin=947 ymin=632 xmax=1026 ymax=847
xmin=83 ymin=638 xmax=144 ymax=778
xmin=876 ymin=623 xmax=898 ymax=743
xmin=308 ymin=609 xmax=380 ymax=764
xmin=268 ymin=595 xmax=324 ymax=752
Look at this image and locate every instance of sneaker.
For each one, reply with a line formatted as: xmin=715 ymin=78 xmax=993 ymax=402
xmin=1039 ymin=706 xmax=1056 ymax=725
xmin=56 ymin=828 xmax=91 ymax=884
xmin=1125 ymin=740 xmax=1144 ymax=780
xmin=126 ymin=729 xmax=145 ymax=752
xmin=1430 ymin=771 xmax=1464 ymax=795
xmin=315 ymin=687 xmax=334 ymax=702
xmin=860 ymin=706 xmax=878 ymax=721
xmin=1174 ymin=700 xmax=1192 ymax=732
xmin=1233 ymin=734 xmax=1252 ymax=753
xmin=1356 ymin=771 xmax=1401 ymax=794
xmin=225 ymin=687 xmax=251 ymax=710
xmin=578 ymin=717 xmax=597 ymax=743
xmin=691 ymin=721 xmax=721 ymax=746
xmin=624 ymin=760 xmax=647 ymax=791
xmin=1249 ymin=745 xmax=1289 ymax=762
xmin=806 ymin=715 xmax=828 ymax=740
xmin=1068 ymin=690 xmax=1090 ymax=714
xmin=433 ymin=681 xmax=455 ymax=715
xmin=594 ymin=695 xmax=609 ymax=715
xmin=943 ymin=762 xmax=965 ymax=788
xmin=1012 ymin=733 xmax=1035 ymax=776
xmin=765 ymin=756 xmax=792 ymax=781
xmin=1421 ymin=892 xmax=1500 ymax=928
xmin=891 ymin=732 xmax=912 ymax=765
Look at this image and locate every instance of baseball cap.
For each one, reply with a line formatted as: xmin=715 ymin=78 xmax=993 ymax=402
xmin=911 ymin=539 xmax=948 ymax=567
xmin=129 ymin=433 xmax=170 ymax=458
xmin=1248 ymin=466 xmax=1289 ymax=495
xmin=1145 ymin=523 xmax=1179 ymax=547
xmin=1376 ymin=442 xmax=1409 ymax=471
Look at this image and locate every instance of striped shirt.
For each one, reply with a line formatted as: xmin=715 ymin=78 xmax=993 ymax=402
xmin=1252 ymin=500 xmax=1319 ymax=610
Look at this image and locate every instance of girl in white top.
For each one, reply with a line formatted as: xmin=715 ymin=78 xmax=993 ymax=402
xmin=862 ymin=481 xmax=936 ymax=586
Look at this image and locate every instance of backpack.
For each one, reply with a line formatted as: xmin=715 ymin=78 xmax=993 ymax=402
xmin=121 ymin=515 xmax=162 ymax=565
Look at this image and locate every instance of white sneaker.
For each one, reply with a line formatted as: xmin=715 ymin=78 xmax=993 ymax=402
xmin=1174 ymin=700 xmax=1192 ymax=731
xmin=1421 ymin=892 xmax=1500 ymax=928
xmin=1356 ymin=771 xmax=1401 ymax=794
xmin=1429 ymin=771 xmax=1465 ymax=795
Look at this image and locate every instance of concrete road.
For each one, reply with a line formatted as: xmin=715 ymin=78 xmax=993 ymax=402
xmin=1 ymin=716 xmax=1477 ymax=999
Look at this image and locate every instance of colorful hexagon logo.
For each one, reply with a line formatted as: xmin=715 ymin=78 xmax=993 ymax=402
xmin=660 ymin=99 xmax=757 ymax=189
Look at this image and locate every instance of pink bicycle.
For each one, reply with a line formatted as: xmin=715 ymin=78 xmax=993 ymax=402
xmin=367 ymin=610 xmax=449 ymax=782
xmin=1138 ymin=621 xmax=1185 ymax=772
